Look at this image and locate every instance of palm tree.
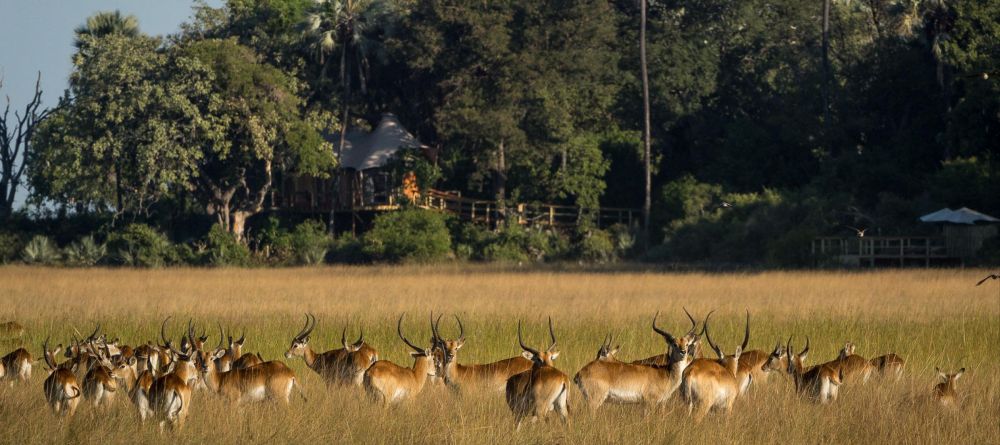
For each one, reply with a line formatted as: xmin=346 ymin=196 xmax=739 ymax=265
xmin=73 ymin=10 xmax=140 ymax=50
xmin=302 ymin=0 xmax=393 ymax=156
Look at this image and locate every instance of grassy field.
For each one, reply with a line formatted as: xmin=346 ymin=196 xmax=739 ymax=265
xmin=0 ymin=266 xmax=997 ymax=444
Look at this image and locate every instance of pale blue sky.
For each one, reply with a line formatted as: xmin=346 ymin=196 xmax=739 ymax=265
xmin=0 ymin=0 xmax=222 ymax=208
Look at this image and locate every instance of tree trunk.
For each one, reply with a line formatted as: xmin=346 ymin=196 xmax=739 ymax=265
xmin=337 ymin=43 xmax=350 ymax=158
xmin=494 ymin=140 xmax=507 ymax=228
xmin=821 ymin=0 xmax=832 ymax=139
xmin=640 ymin=0 xmax=652 ymax=248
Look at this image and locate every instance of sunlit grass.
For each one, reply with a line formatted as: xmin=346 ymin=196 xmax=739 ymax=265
xmin=0 ymin=266 xmax=997 ymax=444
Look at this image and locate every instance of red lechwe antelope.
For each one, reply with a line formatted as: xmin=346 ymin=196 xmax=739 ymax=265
xmin=132 ymin=319 xmax=195 ymax=430
xmin=933 ymin=367 xmax=964 ymax=409
xmin=285 ymin=313 xmax=378 ymax=387
xmin=776 ymin=336 xmax=842 ymax=403
xmin=431 ymin=313 xmax=532 ymax=392
xmin=632 ymin=308 xmax=700 ymax=366
xmin=870 ymin=353 xmax=905 ymax=380
xmin=198 ymin=346 xmax=302 ymax=405
xmin=41 ymin=338 xmax=81 ymax=418
xmin=574 ymin=312 xmax=693 ymax=410
xmin=362 ymin=314 xmax=436 ymax=405
xmin=505 ymin=318 xmax=570 ymax=430
xmin=213 ymin=324 xmax=246 ymax=373
xmin=1 ymin=346 xmax=35 ymax=386
xmin=679 ymin=312 xmax=744 ymax=422
xmin=82 ymin=341 xmax=136 ymax=408
xmin=832 ymin=341 xmax=873 ymax=384
xmin=727 ymin=310 xmax=777 ymax=395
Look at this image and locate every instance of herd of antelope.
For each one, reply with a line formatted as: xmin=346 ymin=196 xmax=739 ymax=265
xmin=0 ymin=309 xmax=968 ymax=431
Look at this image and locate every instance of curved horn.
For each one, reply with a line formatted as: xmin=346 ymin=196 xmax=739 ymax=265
xmin=454 ymin=315 xmax=465 ymax=342
xmin=354 ymin=327 xmax=364 ymax=348
xmin=341 ymin=325 xmax=348 ymax=349
xmin=293 ymin=313 xmax=313 ymax=342
xmin=215 ymin=322 xmax=224 ymax=351
xmin=682 ymin=307 xmax=697 ymax=336
xmin=546 ymin=316 xmax=557 ymax=353
xmin=397 ymin=314 xmax=424 ymax=353
xmin=87 ymin=323 xmax=101 ymax=341
xmin=517 ymin=320 xmax=540 ymax=358
xmin=187 ymin=319 xmax=196 ymax=348
xmin=237 ymin=328 xmax=245 ymax=345
xmin=160 ymin=317 xmax=172 ymax=348
xmin=702 ymin=311 xmax=722 ymax=359
xmin=430 ymin=312 xmax=441 ymax=343
xmin=741 ymin=309 xmax=750 ymax=351
xmin=800 ymin=336 xmax=810 ymax=356
xmin=42 ymin=337 xmax=57 ymax=370
xmin=652 ymin=311 xmax=677 ymax=344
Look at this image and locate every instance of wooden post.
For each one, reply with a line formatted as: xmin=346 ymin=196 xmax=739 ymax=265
xmin=471 ymin=202 xmax=476 ymax=222
xmin=549 ymin=206 xmax=555 ymax=227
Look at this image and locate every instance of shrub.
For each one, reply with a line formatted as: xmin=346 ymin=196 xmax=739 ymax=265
xmin=290 ymin=220 xmax=331 ymax=265
xmin=574 ymin=228 xmax=616 ymax=263
xmin=205 ymin=224 xmax=251 ymax=266
xmin=63 ymin=235 xmax=106 ymax=266
xmin=480 ymin=221 xmax=567 ymax=263
xmin=107 ymin=224 xmax=175 ymax=267
xmin=0 ymin=232 xmax=25 ymax=264
xmin=327 ymin=235 xmax=367 ymax=264
xmin=256 ymin=216 xmax=294 ymax=264
xmin=22 ymin=235 xmax=60 ymax=265
xmin=364 ymin=209 xmax=451 ymax=262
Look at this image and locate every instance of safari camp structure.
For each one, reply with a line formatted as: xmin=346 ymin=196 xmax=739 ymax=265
xmin=271 ymin=114 xmax=639 ymax=231
xmin=812 ymin=207 xmax=1000 ymax=267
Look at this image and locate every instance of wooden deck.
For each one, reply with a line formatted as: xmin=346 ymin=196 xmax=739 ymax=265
xmin=419 ymin=189 xmax=637 ymax=229
xmin=812 ymin=236 xmax=952 ymax=267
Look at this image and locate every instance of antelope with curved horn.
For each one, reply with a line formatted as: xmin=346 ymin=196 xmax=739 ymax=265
xmin=870 ymin=353 xmax=905 ymax=380
xmin=41 ymin=338 xmax=81 ymax=418
xmin=933 ymin=367 xmax=964 ymax=409
xmin=159 ymin=317 xmax=199 ymax=388
xmin=82 ymin=340 xmax=136 ymax=408
xmin=215 ymin=324 xmax=247 ymax=373
xmin=679 ymin=312 xmax=742 ymax=422
xmin=574 ymin=326 xmax=692 ymax=411
xmin=285 ymin=313 xmax=378 ymax=387
xmin=505 ymin=318 xmax=570 ymax=430
xmin=132 ymin=318 xmax=195 ymax=430
xmin=779 ymin=336 xmax=842 ymax=403
xmin=631 ymin=308 xmax=700 ymax=366
xmin=431 ymin=313 xmax=532 ymax=392
xmin=362 ymin=314 xmax=436 ymax=405
xmin=726 ymin=310 xmax=775 ymax=395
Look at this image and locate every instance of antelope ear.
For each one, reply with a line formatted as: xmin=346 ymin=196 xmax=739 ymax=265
xmin=799 ymin=351 xmax=808 ymax=360
xmin=521 ymin=351 xmax=535 ymax=361
xmin=213 ymin=350 xmax=227 ymax=360
xmin=609 ymin=346 xmax=620 ymax=357
xmin=733 ymin=346 xmax=743 ymax=359
xmin=455 ymin=339 xmax=465 ymax=349
xmin=409 ymin=351 xmax=423 ymax=358
xmin=955 ymin=368 xmax=965 ymax=380
xmin=127 ymin=357 xmax=137 ymax=366
xmin=549 ymin=351 xmax=560 ymax=361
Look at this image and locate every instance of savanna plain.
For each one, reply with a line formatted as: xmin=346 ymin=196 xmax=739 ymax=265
xmin=0 ymin=266 xmax=997 ymax=444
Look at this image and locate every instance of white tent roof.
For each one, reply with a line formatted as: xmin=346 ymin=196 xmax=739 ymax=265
xmin=918 ymin=207 xmax=1000 ymax=225
xmin=330 ymin=114 xmax=425 ymax=170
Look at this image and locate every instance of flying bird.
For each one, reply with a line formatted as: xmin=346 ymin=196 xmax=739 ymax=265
xmin=976 ymin=274 xmax=999 ymax=286
xmin=717 ymin=201 xmax=733 ymax=209
xmin=847 ymin=226 xmax=868 ymax=238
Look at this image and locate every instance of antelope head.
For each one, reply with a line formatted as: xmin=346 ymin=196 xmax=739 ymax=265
xmin=518 ymin=317 xmax=560 ymax=367
xmin=652 ymin=309 xmax=695 ymax=363
xmin=595 ymin=333 xmax=620 ymax=360
xmin=430 ymin=312 xmax=466 ymax=367
xmin=397 ymin=314 xmax=436 ymax=377
xmin=285 ymin=313 xmax=317 ymax=359
xmin=702 ymin=311 xmax=745 ymax=372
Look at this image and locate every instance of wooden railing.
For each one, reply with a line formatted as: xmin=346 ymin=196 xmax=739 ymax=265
xmin=812 ymin=236 xmax=950 ymax=267
xmin=420 ymin=189 xmax=637 ymax=229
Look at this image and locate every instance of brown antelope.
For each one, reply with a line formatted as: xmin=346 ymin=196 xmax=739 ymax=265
xmin=41 ymin=338 xmax=81 ymax=418
xmin=727 ymin=310 xmax=775 ymax=395
xmin=431 ymin=313 xmax=532 ymax=392
xmin=680 ymin=312 xmax=743 ymax=422
xmin=286 ymin=313 xmax=378 ymax=387
xmin=779 ymin=337 xmax=842 ymax=403
xmin=362 ymin=314 xmax=436 ymax=405
xmin=143 ymin=372 xmax=192 ymax=431
xmin=933 ymin=367 xmax=964 ymax=409
xmin=232 ymin=352 xmax=265 ymax=370
xmin=82 ymin=341 xmax=137 ymax=408
xmin=214 ymin=325 xmax=246 ymax=372
xmin=197 ymin=348 xmax=302 ymax=405
xmin=632 ymin=308 xmax=700 ymax=366
xmin=870 ymin=353 xmax=905 ymax=380
xmin=158 ymin=317 xmax=200 ymax=388
xmin=1 ymin=347 xmax=35 ymax=386
xmin=0 ymin=321 xmax=25 ymax=339
xmin=833 ymin=341 xmax=872 ymax=384
xmin=505 ymin=318 xmax=570 ymax=430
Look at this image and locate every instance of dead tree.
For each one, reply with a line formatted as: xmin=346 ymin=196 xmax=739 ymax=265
xmin=0 ymin=72 xmax=53 ymax=220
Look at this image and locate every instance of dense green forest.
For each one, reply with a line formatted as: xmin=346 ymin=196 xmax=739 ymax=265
xmin=1 ymin=0 xmax=998 ymax=267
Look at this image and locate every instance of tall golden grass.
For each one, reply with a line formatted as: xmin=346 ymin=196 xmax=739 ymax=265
xmin=0 ymin=266 xmax=997 ymax=444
